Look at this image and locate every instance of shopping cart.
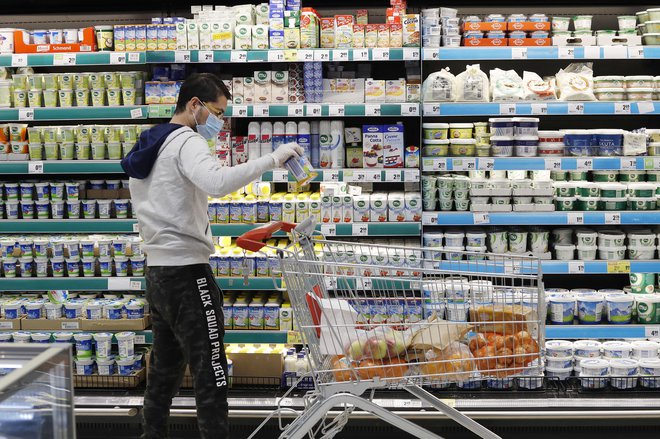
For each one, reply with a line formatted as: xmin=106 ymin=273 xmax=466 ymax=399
xmin=237 ymin=217 xmax=545 ymax=439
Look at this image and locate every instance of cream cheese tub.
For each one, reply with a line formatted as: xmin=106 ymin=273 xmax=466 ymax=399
xmin=545 ymin=340 xmax=573 ymax=357
xmin=639 ymin=359 xmax=660 ymax=388
xmin=606 ymin=294 xmax=634 ymax=324
xmin=631 ymin=340 xmax=660 ymax=359
xmin=610 ymin=358 xmax=639 ymax=389
xmin=573 ymin=340 xmax=602 ymax=358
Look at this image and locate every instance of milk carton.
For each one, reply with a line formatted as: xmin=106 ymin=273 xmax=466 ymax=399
xmin=252 ymin=24 xmax=269 ymax=49
xmin=269 ymin=30 xmax=284 ymax=49
xmin=264 ymin=303 xmax=280 ymax=330
xmin=234 ymin=24 xmax=252 ymax=50
xmin=243 ymin=77 xmax=255 ymax=104
xmin=175 ymin=22 xmax=187 ymax=50
xmin=331 ymin=195 xmax=343 ymax=223
xmin=248 ymin=302 xmax=264 ymax=329
xmin=309 ymin=193 xmax=321 ymax=223
xmin=254 ymin=71 xmax=271 ymax=104
xmin=405 ymin=192 xmax=422 ymax=222
xmin=187 ymin=21 xmax=200 ymax=50
xmin=321 ymin=195 xmax=333 ymax=223
xmin=211 ymin=22 xmax=233 ymax=49
xmin=353 ymin=194 xmax=370 ymax=222
xmin=199 ymin=22 xmax=212 ymax=50
xmin=388 ymin=192 xmax=406 ymax=222
xmin=279 ymin=304 xmax=293 ymax=330
xmin=269 ymin=7 xmax=284 ymax=31
xmin=282 ymin=194 xmax=296 ymax=222
xmin=271 ymin=70 xmax=288 ymax=103
xmin=300 ymin=9 xmax=319 ymax=48
xmin=371 ymin=192 xmax=388 ymax=222
xmin=231 ymin=136 xmax=248 ymax=165
xmin=232 ymin=302 xmax=249 ymax=329
xmin=335 ymin=15 xmax=354 ymax=48
xmin=383 ymin=124 xmax=404 ymax=168
xmin=296 ymin=193 xmax=309 ymax=222
xmin=342 ymin=195 xmax=353 ymax=223
xmin=232 ymin=78 xmax=244 ymax=104
xmin=362 ymin=125 xmax=384 ymax=168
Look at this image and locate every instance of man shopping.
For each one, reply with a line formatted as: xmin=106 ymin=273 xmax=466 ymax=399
xmin=122 ymin=72 xmax=303 ymax=439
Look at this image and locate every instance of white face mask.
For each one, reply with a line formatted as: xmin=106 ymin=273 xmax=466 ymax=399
xmin=192 ymin=102 xmax=223 ymax=140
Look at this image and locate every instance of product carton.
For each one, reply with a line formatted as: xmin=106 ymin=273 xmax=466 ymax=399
xmin=370 ymin=192 xmax=388 ymax=222
xmin=389 ymin=23 xmax=403 ymax=47
xmin=231 ymin=78 xmax=244 ymax=104
xmin=243 ymin=77 xmax=255 ymax=104
xmin=388 ymin=192 xmax=406 ymax=222
xmin=365 ymin=24 xmax=378 ymax=48
xmin=377 ymin=24 xmax=390 ymax=47
xmin=232 ymin=136 xmax=248 ymax=165
xmin=383 ymin=123 xmax=404 ymax=168
xmin=352 ymin=25 xmax=365 ymax=48
xmin=269 ymin=30 xmax=285 ymax=49
xmin=199 ymin=22 xmax=212 ymax=50
xmin=269 ymin=8 xmax=285 ymax=31
xmin=21 ymin=318 xmax=80 ymax=331
xmin=362 ymin=124 xmax=384 ymax=168
xmin=252 ymin=24 xmax=269 ymax=49
xmin=346 ymin=144 xmax=363 ymax=168
xmin=385 ymin=79 xmax=406 ymax=103
xmin=186 ymin=21 xmax=199 ymax=50
xmin=284 ymin=26 xmax=300 ymax=49
xmin=404 ymin=192 xmax=422 ymax=222
xmin=320 ymin=17 xmax=335 ymax=48
xmin=321 ymin=194 xmax=333 ymax=223
xmin=254 ymin=71 xmax=272 ymax=103
xmin=300 ymin=10 xmax=319 ymax=48
xmin=0 ymin=318 xmax=21 ymax=330
xmin=146 ymin=24 xmax=159 ymax=51
xmin=335 ymin=15 xmax=354 ymax=48
xmin=356 ymin=9 xmax=369 ymax=25
xmin=342 ymin=195 xmax=353 ymax=223
xmin=331 ymin=195 xmax=343 ymax=223
xmin=365 ymin=79 xmax=386 ymax=103
xmin=271 ymin=70 xmax=288 ymax=103
xmin=234 ymin=25 xmax=252 ymax=50
xmin=211 ymin=22 xmax=233 ymax=50
xmin=353 ymin=194 xmax=371 ymax=222
xmin=402 ymin=14 xmax=420 ymax=47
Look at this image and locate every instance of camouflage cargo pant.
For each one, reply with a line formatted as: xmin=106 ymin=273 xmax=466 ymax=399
xmin=142 ymin=264 xmax=229 ymax=439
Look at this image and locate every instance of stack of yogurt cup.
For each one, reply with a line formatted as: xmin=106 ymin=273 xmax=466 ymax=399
xmin=440 ymin=8 xmax=460 ymax=47
xmin=72 ymin=331 xmax=140 ymax=376
xmin=421 ymin=8 xmax=442 ymax=48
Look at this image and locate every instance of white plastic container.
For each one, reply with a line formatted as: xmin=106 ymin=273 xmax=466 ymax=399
xmin=631 ymin=340 xmax=660 ymax=359
xmin=85 ymin=302 xmax=103 ymax=320
xmin=602 ymin=341 xmax=632 ymax=359
xmin=610 ymin=358 xmax=639 ymax=389
xmin=44 ymin=302 xmax=62 ymax=320
xmin=116 ymin=331 xmax=135 ymax=359
xmin=546 ymin=355 xmax=573 ymax=369
xmin=116 ymin=358 xmax=134 ymax=376
xmin=639 ymin=358 xmax=660 ymax=388
xmin=96 ymin=357 xmax=115 ymax=376
xmin=546 ymin=366 xmax=572 ymax=380
xmin=576 ymin=245 xmax=597 ymax=261
xmin=554 ymin=244 xmax=575 ymax=261
xmin=598 ymin=246 xmax=626 ymax=261
xmin=93 ymin=332 xmax=113 ymax=359
xmin=545 ymin=340 xmax=574 ymax=357
xmin=443 ymin=231 xmax=465 ymax=247
xmin=74 ymin=357 xmax=95 ymax=375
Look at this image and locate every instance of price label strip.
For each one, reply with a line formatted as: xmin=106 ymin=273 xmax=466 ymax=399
xmin=568 ymin=261 xmax=585 ymax=274
xmin=607 ymin=261 xmax=631 ymax=274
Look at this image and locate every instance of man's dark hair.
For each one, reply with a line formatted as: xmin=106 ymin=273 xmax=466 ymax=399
xmin=174 ymin=73 xmax=232 ymax=113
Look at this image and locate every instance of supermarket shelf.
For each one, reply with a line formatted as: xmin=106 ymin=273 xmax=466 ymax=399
xmin=261 ymin=168 xmax=420 ymax=183
xmin=422 ymin=46 xmax=660 ymax=61
xmin=149 ymin=103 xmax=420 ymax=118
xmin=422 ymin=157 xmax=660 ymax=172
xmin=0 ymin=277 xmax=279 ymax=290
xmin=546 ymin=324 xmax=660 ymax=339
xmin=422 ymin=211 xmax=660 ymax=226
xmin=0 ymin=106 xmax=148 ymax=122
xmin=0 ymin=160 xmax=124 ymax=174
xmin=0 ymin=51 xmax=145 ymax=67
xmin=435 ymin=259 xmax=658 ymax=274
xmin=146 ymin=48 xmax=419 ymax=63
xmin=423 ymin=101 xmax=659 ymax=116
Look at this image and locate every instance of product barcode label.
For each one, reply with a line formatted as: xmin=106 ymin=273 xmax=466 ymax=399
xmin=604 ymin=212 xmax=621 ymax=224
xmin=61 ymin=322 xmax=80 ymax=329
xmin=432 ymin=159 xmax=447 ymax=171
xmin=365 ymin=104 xmax=381 ymax=116
xmin=558 ymin=47 xmax=575 ymax=59
xmin=452 ymin=158 xmax=475 ymax=171
xmin=0 ymin=322 xmax=14 ymax=329
xmin=568 ymin=261 xmax=585 ymax=274
xmin=404 ymin=169 xmax=419 ymax=182
xmin=174 ymin=51 xmax=191 ymax=63
xmin=134 ymin=335 xmax=146 ymax=344
xmin=297 ymin=50 xmax=313 ymax=61
xmin=272 ymin=170 xmax=288 ymax=182
xmin=401 ymin=104 xmax=419 ymax=116
xmin=567 ymin=212 xmax=584 ymax=225
xmin=324 ymin=278 xmax=337 ymax=289
xmin=372 ymin=48 xmax=390 ymax=60
xmin=314 ymin=50 xmax=330 ymax=61
xmin=254 ymin=105 xmax=270 ymax=117
xmin=54 ymin=53 xmax=76 ymax=65
xmin=422 ymin=212 xmax=438 ymax=225
xmin=28 ymin=161 xmax=44 ymax=174
xmin=328 ymin=105 xmax=344 ymax=116
xmin=511 ymin=47 xmax=527 ymax=59
xmin=130 ymin=108 xmax=142 ymax=119
xmin=628 ymin=46 xmax=645 ymax=59
xmin=110 ymin=52 xmax=127 ymax=64
xmin=129 ymin=280 xmax=142 ymax=290
xmin=284 ymin=50 xmax=298 ymax=61
xmin=531 ymin=104 xmax=547 ymax=115
xmin=334 ymin=50 xmax=349 ymax=61
xmin=637 ymin=101 xmax=655 ymax=114
xmin=403 ymin=48 xmax=420 ymax=60
xmin=108 ymin=277 xmax=131 ymax=290
xmin=127 ymin=52 xmax=141 ymax=63
xmin=576 ymin=158 xmax=593 ymax=170
xmin=423 ymin=48 xmax=440 ymax=60
xmin=384 ymin=170 xmax=401 ymax=182
xmin=132 ymin=223 xmax=140 ymax=233
xmin=198 ymin=51 xmax=214 ymax=62
xmin=645 ymin=326 xmax=660 ymax=338
xmin=232 ymin=105 xmax=248 ymax=117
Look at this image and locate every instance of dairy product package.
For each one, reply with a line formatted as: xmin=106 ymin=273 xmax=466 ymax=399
xmin=365 ymin=24 xmax=378 ymax=48
xmin=320 ymin=17 xmax=335 ymax=48
xmin=456 ymin=64 xmax=489 ymax=102
xmin=388 ymin=192 xmax=406 ymax=222
xmin=371 ymin=192 xmax=388 ymax=222
xmin=386 ymin=79 xmax=406 ymax=103
xmin=254 ymin=71 xmax=271 ymax=103
xmin=321 ymin=194 xmax=332 ymax=223
xmin=422 ymin=68 xmax=457 ymax=102
xmin=377 ymin=24 xmax=389 ymax=48
xmin=247 ymin=122 xmax=261 ymax=160
xmin=243 ymin=77 xmax=255 ymax=104
xmin=187 ymin=21 xmax=200 ymax=50
xmin=522 ymin=71 xmax=557 ymax=100
xmin=342 ymin=195 xmax=353 ymax=223
xmin=269 ymin=30 xmax=284 ymax=49
xmin=319 ymin=120 xmax=344 ymax=168
xmin=353 ymin=25 xmax=365 ymax=48
xmin=199 ymin=22 xmax=212 ymax=50
xmin=405 ymin=192 xmax=422 ymax=222
xmin=556 ymin=63 xmax=596 ymax=101
xmin=335 ymin=15 xmax=354 ymax=48
xmin=211 ymin=22 xmax=233 ymax=49
xmin=490 ymin=68 xmax=524 ymax=101
xmin=231 ymin=136 xmax=248 ymax=165
xmin=231 ymin=78 xmax=244 ymax=104
xmin=354 ymin=194 xmax=370 ymax=222
xmin=383 ymin=124 xmax=405 ymax=168
xmin=389 ymin=23 xmax=403 ymax=47
xmin=403 ymin=14 xmax=421 ymax=47
xmin=234 ymin=24 xmax=252 ymax=50
xmin=365 ymin=79 xmax=386 ymax=103
xmin=363 ymin=125 xmax=384 ymax=168
xmin=300 ymin=9 xmax=319 ymax=48
xmin=332 ymin=195 xmax=343 ymax=223
xmin=252 ymin=25 xmax=269 ymax=49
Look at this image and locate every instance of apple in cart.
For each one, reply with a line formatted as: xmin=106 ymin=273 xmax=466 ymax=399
xmin=363 ymin=338 xmax=389 ymax=360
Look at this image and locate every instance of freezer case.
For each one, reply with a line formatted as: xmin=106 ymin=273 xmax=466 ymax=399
xmin=0 ymin=343 xmax=75 ymax=439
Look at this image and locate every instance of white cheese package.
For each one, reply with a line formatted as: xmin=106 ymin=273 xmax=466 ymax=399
xmin=456 ymin=64 xmax=489 ymax=102
xmin=422 ymin=68 xmax=457 ymax=102
xmin=490 ymin=68 xmax=524 ymax=101
xmin=522 ymin=71 xmax=557 ymax=101
xmin=556 ymin=63 xmax=596 ymax=101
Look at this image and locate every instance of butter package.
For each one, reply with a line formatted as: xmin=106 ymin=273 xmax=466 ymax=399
xmin=363 ymin=125 xmax=384 ymax=168
xmin=357 ymin=9 xmax=369 ymax=25
xmin=252 ymin=24 xmax=269 ymax=49
xmin=232 ymin=78 xmax=244 ymax=104
xmin=284 ymin=26 xmax=300 ymax=49
xmin=365 ymin=24 xmax=378 ymax=48
xmin=344 ymin=127 xmax=361 ymax=144
xmin=386 ymin=79 xmax=406 ymax=103
xmin=335 ymin=15 xmax=354 ymax=48
xmin=377 ymin=24 xmax=390 ymax=48
xmin=405 ymin=145 xmax=419 ymax=168
xmin=389 ymin=23 xmax=403 ymax=47
xmin=175 ymin=22 xmax=187 ymax=50
xmin=353 ymin=24 xmax=365 ymax=48
xmin=365 ymin=79 xmax=386 ymax=103
xmin=271 ymin=70 xmax=288 ymax=103
xmin=320 ymin=17 xmax=335 ymax=48
xmin=234 ymin=25 xmax=252 ymax=50
xmin=383 ymin=124 xmax=404 ymax=168
xmin=403 ymin=14 xmax=420 ymax=47
xmin=199 ymin=22 xmax=212 ymax=50
xmin=211 ymin=22 xmax=233 ymax=50
xmin=254 ymin=71 xmax=272 ymax=103
xmin=146 ymin=25 xmax=159 ymax=51
xmin=269 ymin=30 xmax=285 ymax=49
xmin=243 ymin=77 xmax=255 ymax=104
xmin=186 ymin=22 xmax=199 ymax=50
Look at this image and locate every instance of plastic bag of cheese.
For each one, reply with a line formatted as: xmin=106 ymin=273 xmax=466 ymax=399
xmin=490 ymin=68 xmax=524 ymax=101
xmin=456 ymin=64 xmax=489 ymax=102
xmin=555 ymin=63 xmax=596 ymax=101
xmin=522 ymin=71 xmax=557 ymax=100
xmin=422 ymin=68 xmax=457 ymax=102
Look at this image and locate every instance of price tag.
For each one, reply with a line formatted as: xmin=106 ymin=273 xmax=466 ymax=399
xmin=108 ymin=277 xmax=131 ymax=290
xmin=544 ymin=158 xmax=562 ymax=170
xmin=130 ymin=108 xmax=143 ymax=119
xmin=272 ymin=169 xmax=289 ymax=182
xmin=61 ymin=321 xmax=80 ymax=330
xmin=174 ymin=50 xmax=191 ymax=63
xmin=604 ymin=212 xmax=621 ymax=225
xmin=232 ymin=105 xmax=248 ymax=117
xmin=473 ymin=212 xmax=490 ymax=225
xmin=314 ymin=50 xmax=330 ymax=61
xmin=568 ymin=261 xmax=585 ymax=274
xmin=352 ymin=223 xmax=368 ymax=236
xmin=620 ymin=157 xmax=637 ymax=170
xmin=352 ymin=48 xmax=369 ymax=61
xmin=28 ymin=161 xmax=44 ymax=174
xmin=354 ymin=170 xmax=367 ymax=182
xmin=230 ymin=51 xmax=248 ymax=62
xmin=531 ymin=103 xmax=547 ymax=115
xmin=54 ymin=53 xmax=76 ymax=65
xmin=334 ymin=49 xmax=349 ymax=61
xmin=607 ymin=261 xmax=630 ymax=274
xmin=400 ymin=400 xmax=423 ymax=408
xmin=567 ymin=212 xmax=584 ymax=225
xmin=297 ymin=50 xmax=313 ymax=62
xmin=511 ymin=47 xmax=527 ymax=59
xmin=0 ymin=322 xmax=14 ymax=329
xmin=424 ymin=48 xmax=440 ymax=60
xmin=478 ymin=158 xmax=495 ymax=171
xmin=384 ymin=169 xmax=402 ymax=182
xmin=323 ymin=170 xmax=339 ymax=182
xmin=198 ymin=50 xmax=214 ymax=62
xmin=558 ymin=46 xmax=575 ymax=59
xmin=645 ymin=326 xmax=660 ymax=338
xmin=615 ymin=102 xmax=631 ymax=114
xmin=499 ymin=103 xmax=516 ymax=115
xmin=328 ymin=105 xmax=345 ymax=117
xmin=368 ymin=170 xmax=382 ymax=182
xmin=110 ymin=52 xmax=127 ymax=64
xmin=638 ymin=101 xmax=655 ymax=114
xmin=268 ymin=50 xmax=285 ymax=62
xmin=423 ymin=103 xmax=440 ymax=115
xmin=568 ymin=103 xmax=584 ymax=114
xmin=132 ymin=223 xmax=140 ymax=233
xmin=404 ymin=169 xmax=419 ymax=182
xmin=129 ymin=280 xmax=142 ymax=290
xmin=365 ymin=104 xmax=381 ymax=116
xmin=324 ymin=277 xmax=338 ymax=290
xmin=628 ymin=46 xmax=645 ymax=59
xmin=577 ymin=158 xmax=593 ymax=170
xmin=17 ymin=108 xmax=35 ymax=122
xmin=287 ymin=330 xmax=303 ymax=344
xmin=372 ymin=48 xmax=390 ymax=60
xmin=305 ymin=104 xmax=322 ymax=117
xmin=400 ymin=104 xmax=419 ymax=116
xmin=127 ymin=52 xmax=141 ymax=63
xmin=284 ymin=50 xmax=298 ymax=61
xmin=254 ymin=104 xmax=270 ymax=117
xmin=321 ymin=224 xmax=336 ymax=236
xmin=603 ymin=45 xmax=628 ymax=59
xmin=452 ymin=158 xmax=476 ymax=171
xmin=644 ymin=157 xmax=660 ymax=170
xmin=11 ymin=54 xmax=28 ymax=67
xmin=432 ymin=159 xmax=447 ymax=172
xmin=403 ymin=48 xmax=420 ymax=60
xmin=422 ymin=212 xmax=438 ymax=225
xmin=358 ymin=278 xmax=373 ymax=290
xmin=134 ymin=335 xmax=146 ymax=344
xmin=584 ymin=46 xmax=601 ymax=59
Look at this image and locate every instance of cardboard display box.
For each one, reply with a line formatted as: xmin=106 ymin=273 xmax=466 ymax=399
xmin=508 ymin=38 xmax=552 ymax=47
xmin=21 ymin=318 xmax=81 ymax=331
xmin=507 ymin=22 xmax=551 ymax=31
xmin=80 ymin=315 xmax=150 ymax=331
xmin=227 ymin=351 xmax=283 ymax=378
xmin=86 ymin=188 xmax=131 ymax=200
xmin=463 ymin=22 xmax=506 ymax=32
xmin=0 ymin=318 xmax=22 ymax=330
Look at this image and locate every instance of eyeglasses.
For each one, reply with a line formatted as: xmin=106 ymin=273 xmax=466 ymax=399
xmin=202 ymin=102 xmax=225 ymax=118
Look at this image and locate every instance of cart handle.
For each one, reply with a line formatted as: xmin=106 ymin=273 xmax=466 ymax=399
xmin=236 ymin=221 xmax=297 ymax=252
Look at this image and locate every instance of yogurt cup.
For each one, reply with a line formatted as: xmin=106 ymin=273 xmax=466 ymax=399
xmin=116 ymin=331 xmax=136 ymax=359
xmin=104 ymin=302 xmax=124 ymax=320
xmin=577 ymin=293 xmax=604 ymax=324
xmin=81 ymin=258 xmax=95 ymax=277
xmin=98 ymin=257 xmax=112 ymax=277
xmin=573 ymin=340 xmax=602 ymax=358
xmin=114 ymin=200 xmax=130 ymax=219
xmin=116 ymin=358 xmax=134 ymax=376
xmin=598 ymin=232 xmax=625 ymax=247
xmin=628 ymin=245 xmax=655 ymax=260
xmin=25 ymin=302 xmax=43 ymax=319
xmin=64 ymin=301 xmax=83 ymax=319
xmin=93 ymin=332 xmax=114 ymax=359
xmin=30 ymin=332 xmax=51 ymax=343
xmin=12 ymin=331 xmax=31 ymax=343
xmin=603 ymin=341 xmax=632 ymax=359
xmin=74 ymin=357 xmax=95 ymax=375
xmin=97 ymin=199 xmax=112 ymax=219
xmin=554 ymin=244 xmax=575 ymax=261
xmin=549 ymin=294 xmax=575 ymax=325
xmin=546 ymin=356 xmax=573 ymax=369
xmin=610 ymin=358 xmax=639 ymax=389
xmin=489 ymin=118 xmax=515 ymax=137
xmin=639 ymin=359 xmax=660 ymax=388
xmin=53 ymin=332 xmax=73 ymax=343
xmin=606 ymin=294 xmax=634 ymax=324
xmin=44 ymin=302 xmax=62 ymax=319
xmin=125 ymin=302 xmax=145 ymax=319
xmin=598 ymin=246 xmax=626 ymax=261
xmin=546 ymin=366 xmax=572 ymax=380
xmin=96 ymin=357 xmax=115 ymax=376
xmin=545 ymin=340 xmax=573 ymax=357
xmin=85 ymin=302 xmax=103 ymax=320
xmin=577 ymin=245 xmax=597 ymax=261
xmin=74 ymin=333 xmax=94 ymax=358
xmin=631 ymin=340 xmax=659 ymax=359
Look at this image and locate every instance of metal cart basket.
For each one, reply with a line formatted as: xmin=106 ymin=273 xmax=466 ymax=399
xmin=237 ymin=218 xmax=544 ymax=439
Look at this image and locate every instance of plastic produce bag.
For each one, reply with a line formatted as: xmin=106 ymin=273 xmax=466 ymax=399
xmin=522 ymin=71 xmax=557 ymax=100
xmin=490 ymin=68 xmax=524 ymax=101
xmin=456 ymin=64 xmax=490 ymax=102
xmin=419 ymin=341 xmax=475 ymax=381
xmin=422 ymin=68 xmax=457 ymax=102
xmin=555 ymin=63 xmax=596 ymax=101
